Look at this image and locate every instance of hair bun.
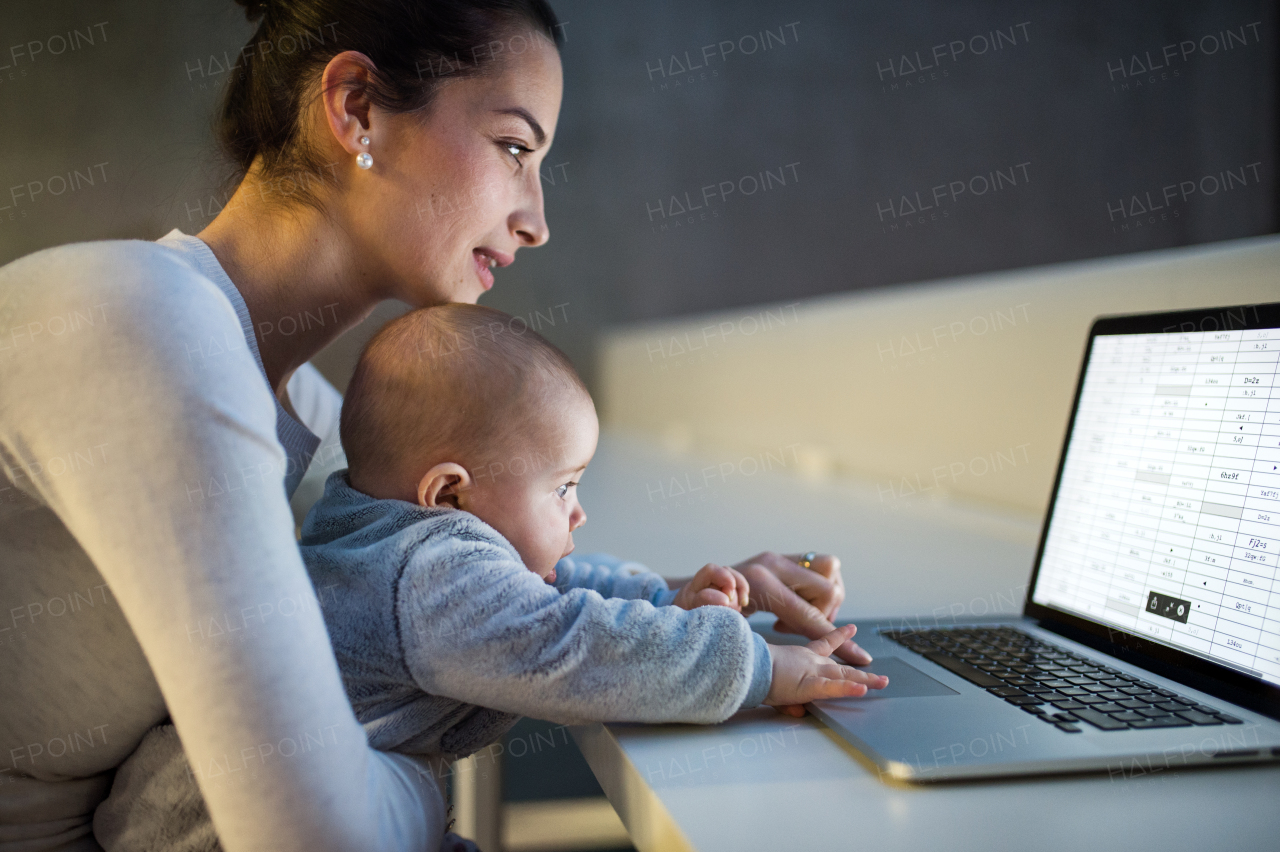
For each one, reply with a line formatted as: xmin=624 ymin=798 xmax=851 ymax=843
xmin=234 ymin=0 xmax=268 ymax=23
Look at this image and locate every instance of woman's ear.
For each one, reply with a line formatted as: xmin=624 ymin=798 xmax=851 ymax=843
xmin=320 ymin=50 xmax=379 ymax=156
xmin=417 ymin=463 xmax=472 ymax=509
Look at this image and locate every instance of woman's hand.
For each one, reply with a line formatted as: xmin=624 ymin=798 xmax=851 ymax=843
xmin=732 ymin=551 xmax=870 ymax=665
xmin=737 ymin=551 xmax=845 ymax=621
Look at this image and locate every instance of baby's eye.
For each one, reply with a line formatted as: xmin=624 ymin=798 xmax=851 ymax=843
xmin=555 ymin=482 xmax=577 ymax=499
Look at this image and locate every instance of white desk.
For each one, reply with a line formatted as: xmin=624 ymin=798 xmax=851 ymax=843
xmin=569 ymin=432 xmax=1280 ymax=852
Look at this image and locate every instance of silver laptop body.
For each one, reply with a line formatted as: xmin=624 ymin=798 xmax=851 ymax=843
xmin=807 ymin=301 xmax=1280 ymax=781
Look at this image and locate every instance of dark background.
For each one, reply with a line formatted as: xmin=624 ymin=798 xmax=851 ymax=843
xmin=0 ymin=0 xmax=1274 ymax=388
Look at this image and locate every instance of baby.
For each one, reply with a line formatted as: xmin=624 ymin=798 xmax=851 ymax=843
xmin=96 ymin=303 xmax=883 ymax=851
xmin=311 ymin=303 xmax=884 ymax=753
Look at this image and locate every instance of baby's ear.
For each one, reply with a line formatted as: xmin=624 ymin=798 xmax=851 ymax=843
xmin=416 ymin=463 xmax=472 ymax=509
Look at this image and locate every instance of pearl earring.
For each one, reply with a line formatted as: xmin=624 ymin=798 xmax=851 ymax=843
xmin=356 ymin=136 xmax=372 ymax=170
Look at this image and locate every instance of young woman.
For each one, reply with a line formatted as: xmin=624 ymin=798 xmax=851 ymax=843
xmin=0 ymin=2 xmax=856 ymax=850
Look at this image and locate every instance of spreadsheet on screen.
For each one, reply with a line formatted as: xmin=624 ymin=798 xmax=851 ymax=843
xmin=1034 ymin=327 xmax=1280 ymax=686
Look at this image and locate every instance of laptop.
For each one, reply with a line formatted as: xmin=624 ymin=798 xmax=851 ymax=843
xmin=806 ymin=300 xmax=1280 ymax=780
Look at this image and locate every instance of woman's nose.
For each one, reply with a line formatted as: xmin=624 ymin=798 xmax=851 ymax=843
xmin=512 ymin=175 xmax=550 ymax=247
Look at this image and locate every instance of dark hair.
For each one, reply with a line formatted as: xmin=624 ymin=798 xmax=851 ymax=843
xmin=222 ymin=0 xmax=561 ymax=193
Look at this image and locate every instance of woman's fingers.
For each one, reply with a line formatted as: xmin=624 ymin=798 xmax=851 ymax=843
xmin=787 ymin=553 xmax=845 ymax=620
xmin=746 ymin=567 xmax=865 ymax=655
xmin=788 ymin=552 xmax=842 ymax=583
xmin=739 ymin=552 xmax=843 ymax=619
xmin=739 ymin=567 xmax=873 ymax=664
xmin=729 ymin=551 xmax=847 ymax=622
xmin=740 ymin=563 xmax=827 ymax=629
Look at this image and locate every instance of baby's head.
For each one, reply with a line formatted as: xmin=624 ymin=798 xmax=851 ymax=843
xmin=340 ymin=304 xmax=596 ymax=581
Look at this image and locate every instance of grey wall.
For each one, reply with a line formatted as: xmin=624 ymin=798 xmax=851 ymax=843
xmin=1 ymin=0 xmax=1275 ymax=391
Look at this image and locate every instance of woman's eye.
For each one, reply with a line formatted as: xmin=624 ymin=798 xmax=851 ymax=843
xmin=503 ymin=142 xmax=531 ymax=162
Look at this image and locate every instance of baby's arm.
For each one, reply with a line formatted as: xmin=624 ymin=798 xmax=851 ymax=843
xmin=396 ymin=537 xmax=884 ymax=726
xmin=552 ymin=552 xmax=679 ymax=606
xmin=399 ymin=540 xmax=766 ymax=725
xmin=553 ymin=555 xmax=748 ymax=611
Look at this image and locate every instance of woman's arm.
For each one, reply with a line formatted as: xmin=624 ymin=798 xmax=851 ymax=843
xmin=0 ymin=244 xmax=443 ymax=852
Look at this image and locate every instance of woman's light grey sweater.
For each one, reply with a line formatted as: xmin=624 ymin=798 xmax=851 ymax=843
xmin=0 ymin=232 xmax=440 ymax=852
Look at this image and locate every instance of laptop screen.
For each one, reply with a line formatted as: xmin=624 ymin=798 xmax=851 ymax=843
xmin=1031 ymin=314 xmax=1280 ymax=689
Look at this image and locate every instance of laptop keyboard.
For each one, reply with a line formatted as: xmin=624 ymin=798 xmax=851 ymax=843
xmin=882 ymin=626 xmax=1245 ymax=733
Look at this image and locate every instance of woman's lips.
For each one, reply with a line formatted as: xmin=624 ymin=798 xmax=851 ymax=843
xmin=472 ymin=248 xmax=514 ymax=291
xmin=473 ymin=250 xmax=495 ymax=290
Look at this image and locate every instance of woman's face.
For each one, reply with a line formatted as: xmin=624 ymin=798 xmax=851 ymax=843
xmin=352 ymin=31 xmax=563 ymax=306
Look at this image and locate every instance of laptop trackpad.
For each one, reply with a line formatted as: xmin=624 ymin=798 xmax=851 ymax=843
xmin=855 ymin=656 xmax=959 ymax=698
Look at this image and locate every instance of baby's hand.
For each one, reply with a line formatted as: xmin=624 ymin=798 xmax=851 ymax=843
xmin=671 ymin=563 xmax=749 ymax=611
xmin=765 ymin=624 xmax=889 ymax=717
